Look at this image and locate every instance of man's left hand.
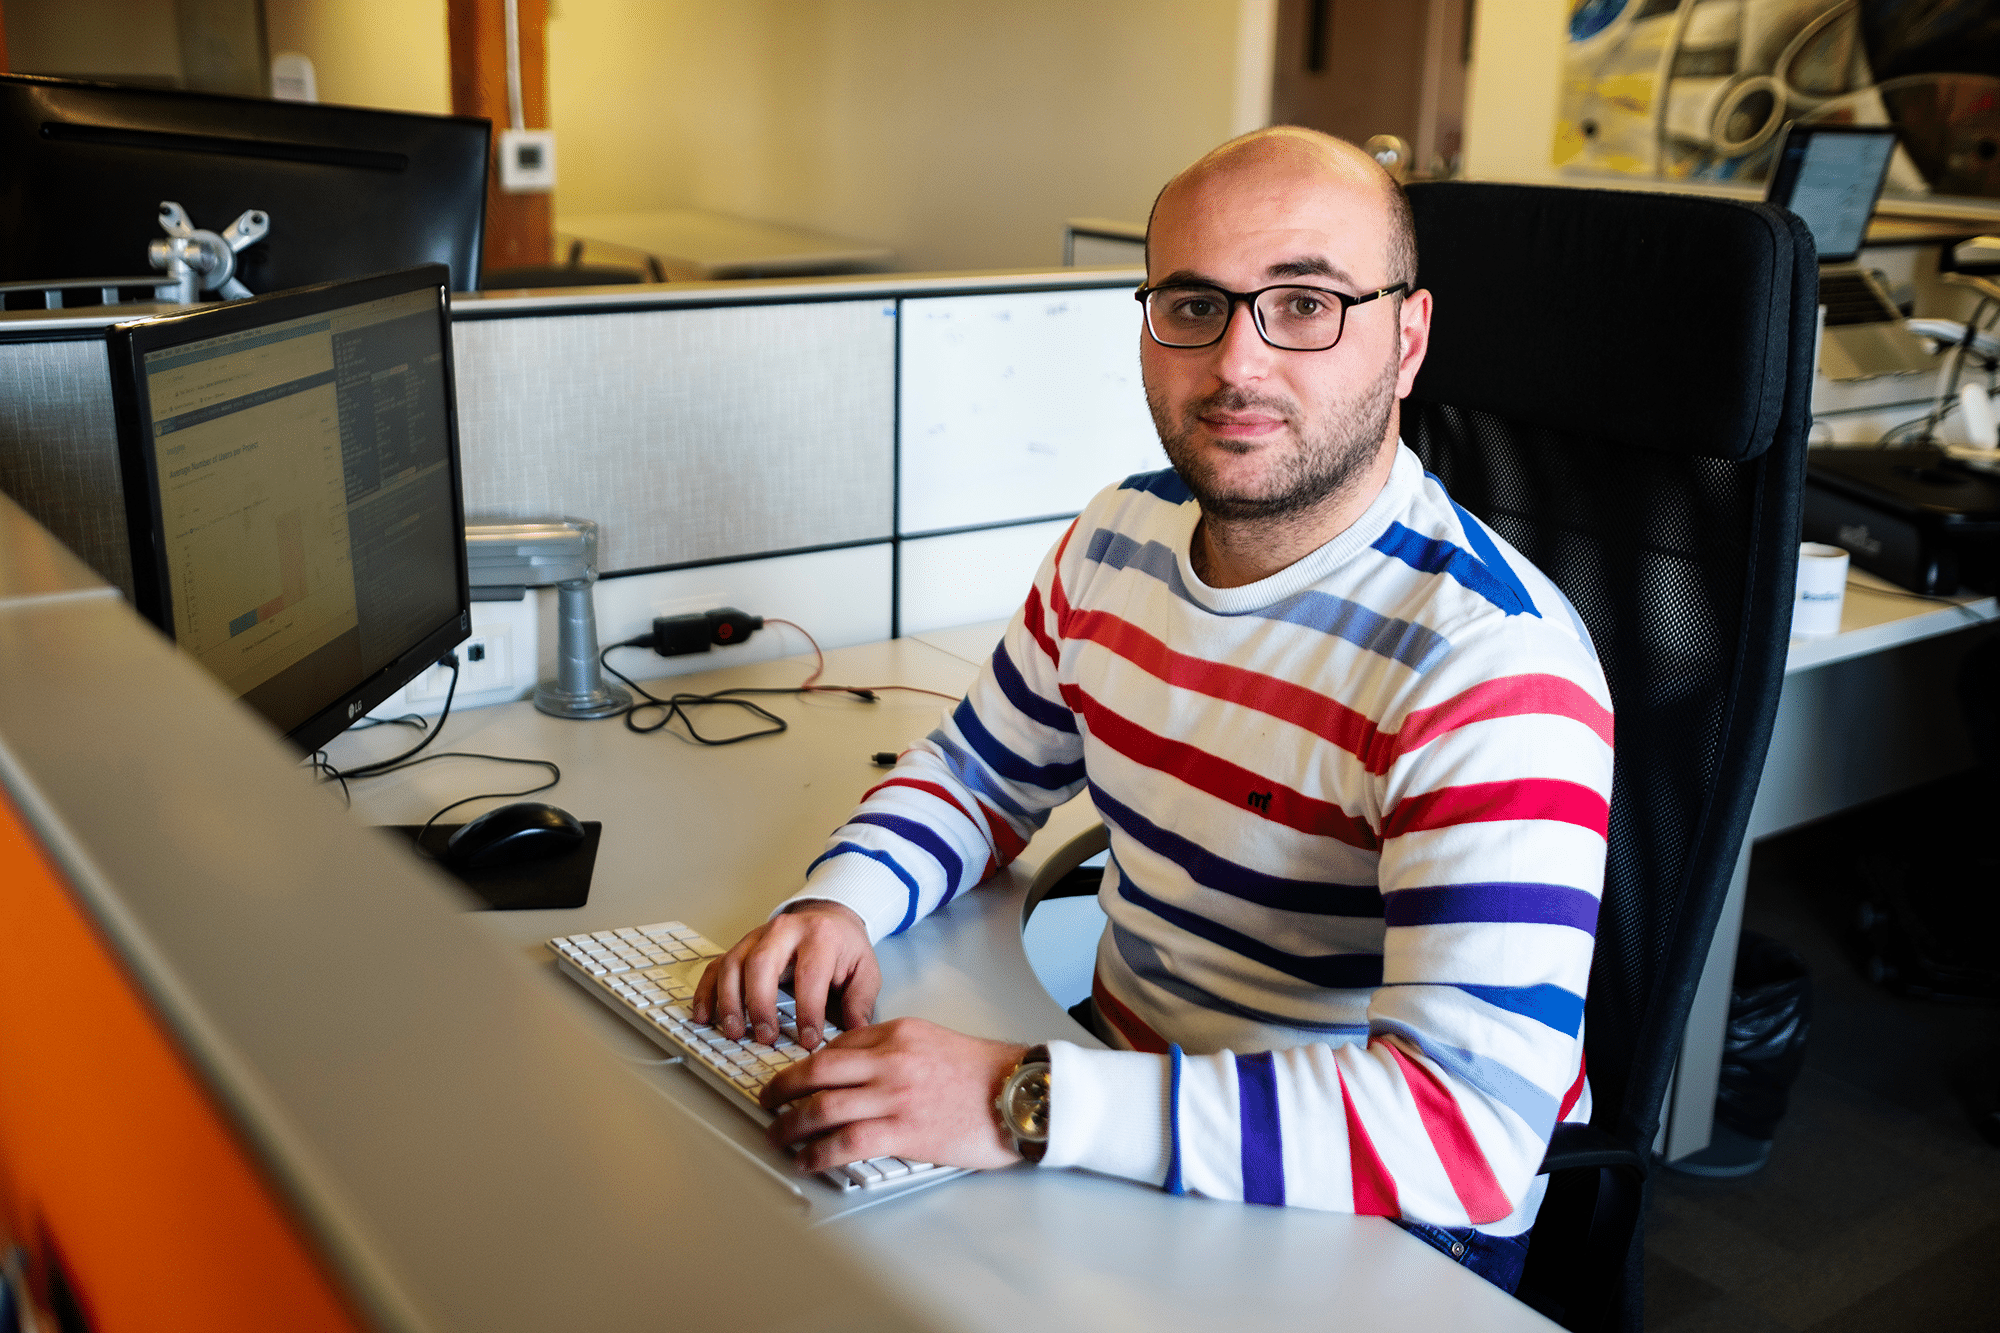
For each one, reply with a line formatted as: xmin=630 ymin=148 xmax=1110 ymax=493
xmin=759 ymin=1018 xmax=1028 ymax=1172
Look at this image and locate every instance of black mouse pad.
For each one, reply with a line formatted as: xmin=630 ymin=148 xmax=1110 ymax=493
xmin=383 ymin=821 xmax=601 ymax=910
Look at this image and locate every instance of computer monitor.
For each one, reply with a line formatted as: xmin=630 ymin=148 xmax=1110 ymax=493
xmin=106 ymin=265 xmax=471 ymax=754
xmin=0 ymin=73 xmax=489 ymax=296
xmin=1765 ymin=123 xmax=1900 ymax=264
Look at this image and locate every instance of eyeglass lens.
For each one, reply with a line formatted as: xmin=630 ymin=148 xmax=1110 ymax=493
xmin=1144 ymin=286 xmax=1345 ymax=351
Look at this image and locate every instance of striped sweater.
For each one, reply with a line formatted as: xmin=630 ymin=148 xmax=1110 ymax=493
xmin=782 ymin=444 xmax=1613 ymax=1234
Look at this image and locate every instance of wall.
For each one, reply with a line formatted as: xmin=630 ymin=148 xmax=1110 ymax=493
xmin=3 ymin=0 xmax=183 ymax=83
xmin=262 ymin=0 xmax=450 ymax=114
xmin=1460 ymin=0 xmax=1567 ymax=184
xmin=545 ymin=0 xmax=1267 ymax=271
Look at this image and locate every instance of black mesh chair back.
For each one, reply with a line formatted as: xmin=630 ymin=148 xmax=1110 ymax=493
xmin=1401 ymin=182 xmax=1815 ymax=1329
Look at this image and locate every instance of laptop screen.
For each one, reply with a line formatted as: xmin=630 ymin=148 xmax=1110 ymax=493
xmin=1766 ymin=124 xmax=1899 ymax=263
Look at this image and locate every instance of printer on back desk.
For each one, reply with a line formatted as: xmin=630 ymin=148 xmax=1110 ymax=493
xmin=1803 ymin=446 xmax=2000 ymax=595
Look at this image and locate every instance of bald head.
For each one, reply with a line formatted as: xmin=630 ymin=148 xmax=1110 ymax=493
xmin=1146 ymin=128 xmax=1417 ymax=287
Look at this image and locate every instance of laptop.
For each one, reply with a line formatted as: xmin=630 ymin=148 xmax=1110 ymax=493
xmin=1766 ymin=123 xmax=1937 ymax=380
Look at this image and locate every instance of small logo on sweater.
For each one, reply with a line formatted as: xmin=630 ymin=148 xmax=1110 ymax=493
xmin=1245 ymin=790 xmax=1272 ymax=813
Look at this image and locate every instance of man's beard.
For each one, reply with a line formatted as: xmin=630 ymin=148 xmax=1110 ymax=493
xmin=1147 ymin=353 xmax=1399 ymax=523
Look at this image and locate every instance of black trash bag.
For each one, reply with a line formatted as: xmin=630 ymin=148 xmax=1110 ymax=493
xmin=1714 ymin=932 xmax=1813 ymax=1141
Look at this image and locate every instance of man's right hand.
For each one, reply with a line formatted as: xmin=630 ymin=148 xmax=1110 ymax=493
xmin=691 ymin=900 xmax=878 ymax=1050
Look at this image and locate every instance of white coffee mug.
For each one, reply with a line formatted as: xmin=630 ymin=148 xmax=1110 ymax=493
xmin=1794 ymin=543 xmax=1849 ymax=637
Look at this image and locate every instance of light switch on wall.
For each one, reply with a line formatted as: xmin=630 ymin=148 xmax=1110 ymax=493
xmin=499 ymin=129 xmax=557 ymax=193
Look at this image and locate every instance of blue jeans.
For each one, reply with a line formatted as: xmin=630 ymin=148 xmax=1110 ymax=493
xmin=1392 ymin=1218 xmax=1532 ymax=1294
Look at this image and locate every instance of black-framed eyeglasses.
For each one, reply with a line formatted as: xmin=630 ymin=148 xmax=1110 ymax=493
xmin=1134 ymin=280 xmax=1409 ymax=352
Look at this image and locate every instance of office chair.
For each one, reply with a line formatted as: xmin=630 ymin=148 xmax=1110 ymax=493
xmin=1401 ymin=182 xmax=1815 ymax=1330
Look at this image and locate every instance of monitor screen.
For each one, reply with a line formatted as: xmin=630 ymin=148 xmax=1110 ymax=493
xmin=1765 ymin=124 xmax=1899 ymax=264
xmin=0 ymin=73 xmax=489 ymax=298
xmin=108 ymin=266 xmax=470 ymax=754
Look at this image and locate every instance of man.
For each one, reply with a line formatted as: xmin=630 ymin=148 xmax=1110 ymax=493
xmin=693 ymin=127 xmax=1612 ymax=1293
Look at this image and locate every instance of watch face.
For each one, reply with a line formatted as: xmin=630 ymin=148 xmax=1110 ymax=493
xmin=1004 ymin=1063 xmax=1051 ymax=1141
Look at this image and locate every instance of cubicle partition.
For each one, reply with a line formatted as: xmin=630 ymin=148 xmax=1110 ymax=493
xmin=0 ymin=268 xmax=1160 ymax=690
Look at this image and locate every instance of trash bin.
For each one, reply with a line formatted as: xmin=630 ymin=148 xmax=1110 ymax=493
xmin=1666 ymin=931 xmax=1812 ymax=1178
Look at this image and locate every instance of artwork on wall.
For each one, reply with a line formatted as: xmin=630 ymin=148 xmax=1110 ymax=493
xmin=1554 ymin=0 xmax=2000 ymax=199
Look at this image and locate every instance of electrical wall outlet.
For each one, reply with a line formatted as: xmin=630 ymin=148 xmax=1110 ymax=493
xmin=368 ymin=598 xmax=540 ymax=718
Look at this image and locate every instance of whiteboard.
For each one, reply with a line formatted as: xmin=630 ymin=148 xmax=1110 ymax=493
xmin=898 ymin=287 xmax=1164 ymax=535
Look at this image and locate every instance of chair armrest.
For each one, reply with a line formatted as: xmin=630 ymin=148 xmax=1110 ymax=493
xmin=1537 ymin=1121 xmax=1647 ymax=1177
xmin=1524 ymin=1124 xmax=1650 ymax=1332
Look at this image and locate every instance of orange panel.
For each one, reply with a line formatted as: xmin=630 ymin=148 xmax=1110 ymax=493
xmin=0 ymin=789 xmax=368 ymax=1333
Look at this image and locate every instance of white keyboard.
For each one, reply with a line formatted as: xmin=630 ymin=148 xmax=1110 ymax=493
xmin=547 ymin=921 xmax=964 ymax=1194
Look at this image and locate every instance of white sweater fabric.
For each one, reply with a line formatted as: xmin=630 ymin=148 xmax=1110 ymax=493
xmin=780 ymin=445 xmax=1614 ymax=1234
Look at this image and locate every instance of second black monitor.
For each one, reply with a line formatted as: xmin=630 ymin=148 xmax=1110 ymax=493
xmin=0 ymin=73 xmax=490 ymax=295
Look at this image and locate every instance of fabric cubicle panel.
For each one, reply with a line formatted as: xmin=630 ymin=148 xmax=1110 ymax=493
xmin=0 ymin=337 xmax=133 ymax=598
xmin=451 ymin=300 xmax=898 ymax=576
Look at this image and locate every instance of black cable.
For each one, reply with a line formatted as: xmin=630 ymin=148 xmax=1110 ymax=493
xmin=405 ymin=753 xmax=564 ymax=855
xmin=349 ymin=713 xmax=429 ymax=733
xmin=599 ymin=640 xmax=790 ymax=744
xmin=338 ymin=653 xmax=460 ymax=778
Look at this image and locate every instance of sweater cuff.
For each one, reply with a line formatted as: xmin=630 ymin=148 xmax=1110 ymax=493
xmin=1039 ymin=1041 xmax=1172 ymax=1185
xmin=771 ymin=851 xmax=914 ymax=944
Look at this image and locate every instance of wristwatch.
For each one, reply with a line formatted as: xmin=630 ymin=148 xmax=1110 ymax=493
xmin=995 ymin=1044 xmax=1052 ymax=1163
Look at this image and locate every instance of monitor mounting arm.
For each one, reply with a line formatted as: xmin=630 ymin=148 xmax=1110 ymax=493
xmin=464 ymin=519 xmax=632 ymax=721
xmin=149 ymin=201 xmax=269 ymax=304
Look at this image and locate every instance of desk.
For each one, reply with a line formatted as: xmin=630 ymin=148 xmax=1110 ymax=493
xmin=557 ymin=208 xmax=895 ymax=280
xmin=328 ymin=636 xmax=1558 ymax=1332
xmin=1663 ymin=570 xmax=2000 ymax=1160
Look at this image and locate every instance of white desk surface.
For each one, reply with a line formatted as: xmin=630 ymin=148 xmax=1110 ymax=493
xmin=1785 ymin=566 xmax=1999 ymax=674
xmin=330 ymin=635 xmax=1555 ymax=1332
xmin=558 ymin=208 xmax=894 ymax=281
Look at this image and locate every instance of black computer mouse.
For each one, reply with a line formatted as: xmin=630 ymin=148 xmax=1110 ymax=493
xmin=445 ymin=801 xmax=586 ymax=871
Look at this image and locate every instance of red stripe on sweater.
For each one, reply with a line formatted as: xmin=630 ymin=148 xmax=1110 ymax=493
xmin=1048 ymin=523 xmax=1079 ymax=638
xmin=1384 ymin=1041 xmax=1513 ymax=1224
xmin=1022 ymin=584 xmax=1061 ymax=667
xmin=981 ymin=798 xmax=1028 ymax=864
xmin=1091 ymin=971 xmax=1170 ymax=1054
xmin=862 ymin=777 xmax=1028 ymax=870
xmin=1388 ymin=674 xmax=1614 ymax=764
xmin=1382 ymin=778 xmax=1609 ymax=840
xmin=1340 ymin=1069 xmax=1401 ymax=1216
xmin=1557 ymin=1053 xmax=1588 ymax=1122
xmin=1060 ymin=683 xmax=1379 ymax=850
xmin=1065 ymin=609 xmax=1384 ymax=758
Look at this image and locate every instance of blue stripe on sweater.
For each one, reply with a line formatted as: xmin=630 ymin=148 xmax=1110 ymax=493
xmin=1383 ymin=882 xmax=1600 ymax=934
xmin=1114 ymin=874 xmax=1385 ymax=988
xmin=1453 ymin=982 xmax=1586 ymax=1037
xmin=1082 ymin=528 xmax=1449 ymax=672
xmin=1090 ymin=785 xmax=1382 ymax=917
xmin=1110 ymin=918 xmax=1372 ymax=1035
xmin=1371 ymin=1017 xmax=1560 ymax=1140
xmin=1370 ymin=521 xmax=1528 ymax=616
xmin=989 ymin=641 xmax=1076 ymax=734
xmin=806 ymin=842 xmax=923 ymax=935
xmin=1096 ymin=823 xmax=1386 ymax=990
xmin=1427 ymin=473 xmax=1542 ymax=620
xmin=926 ymin=730 xmax=1035 ymax=821
xmin=1165 ymin=1045 xmax=1186 ymax=1195
xmin=847 ymin=813 xmax=964 ymax=907
xmin=950 ymin=699 xmax=1085 ymax=790
xmin=1236 ymin=1051 xmax=1286 ymax=1206
xmin=1118 ymin=468 xmax=1193 ymax=503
